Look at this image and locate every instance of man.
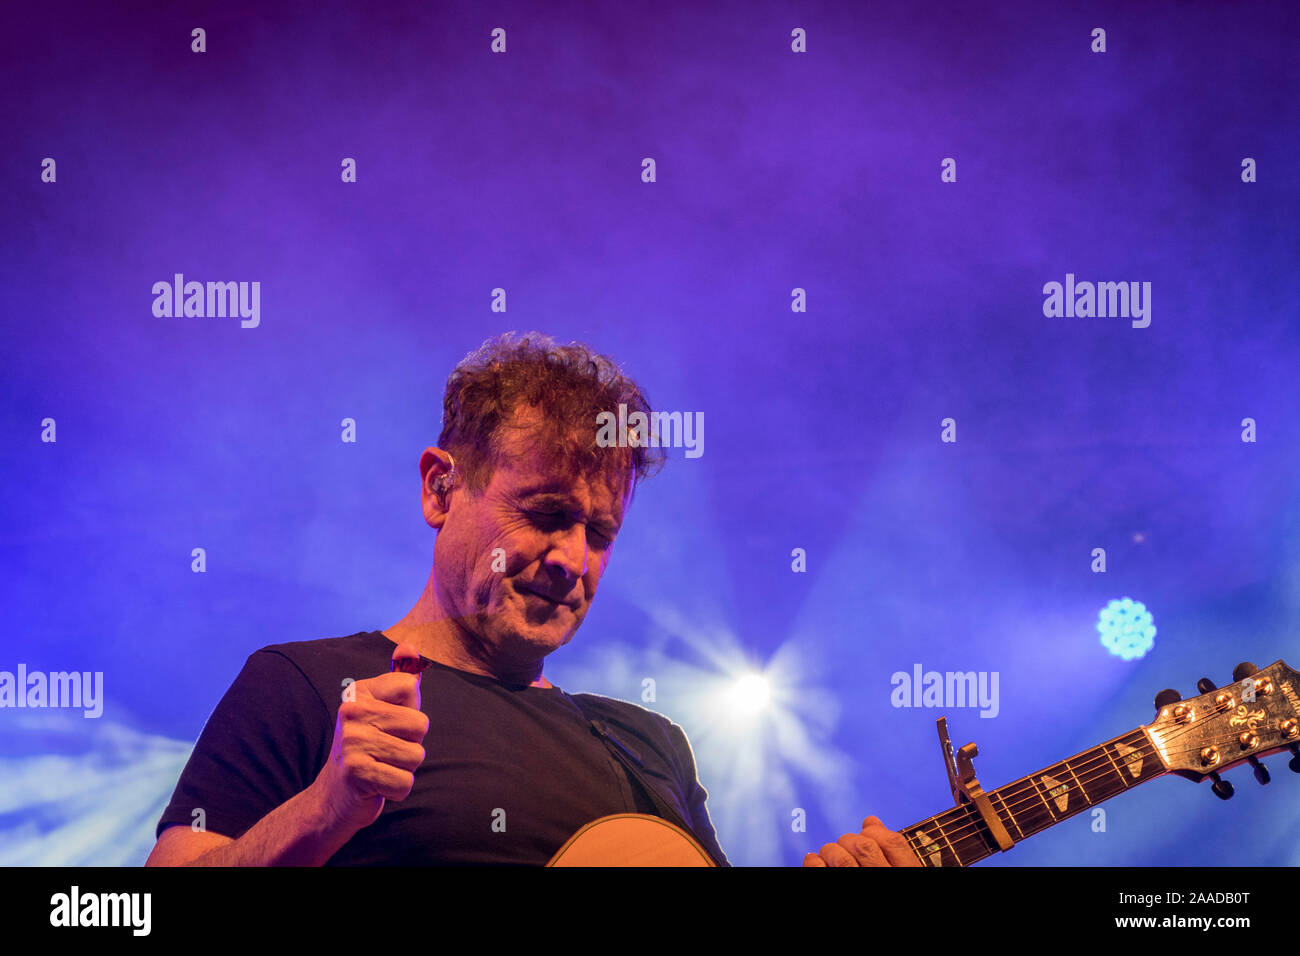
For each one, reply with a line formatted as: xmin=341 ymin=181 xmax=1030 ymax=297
xmin=146 ymin=332 xmax=918 ymax=867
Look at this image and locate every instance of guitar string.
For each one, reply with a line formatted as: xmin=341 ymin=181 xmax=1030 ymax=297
xmin=904 ymin=741 xmax=1161 ymax=865
xmin=903 ymin=734 xmax=1159 ymax=860
xmin=910 ymin=722 xmax=1287 ymax=855
xmin=916 ymin=702 xmax=1289 ymax=847
xmin=903 ymin=719 xmax=1292 ymax=857
xmin=906 ymin=737 xmax=1288 ymax=862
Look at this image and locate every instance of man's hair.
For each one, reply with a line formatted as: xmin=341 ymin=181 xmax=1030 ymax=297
xmin=438 ymin=331 xmax=666 ymax=497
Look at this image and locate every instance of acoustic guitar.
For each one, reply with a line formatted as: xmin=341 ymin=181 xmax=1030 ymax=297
xmin=548 ymin=659 xmax=1300 ymax=866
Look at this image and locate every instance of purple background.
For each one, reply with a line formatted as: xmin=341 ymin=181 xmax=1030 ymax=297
xmin=2 ymin=0 xmax=1298 ymax=866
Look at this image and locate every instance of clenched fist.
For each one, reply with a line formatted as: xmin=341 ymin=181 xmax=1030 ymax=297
xmin=802 ymin=816 xmax=923 ymax=867
xmin=308 ymin=642 xmax=431 ymax=836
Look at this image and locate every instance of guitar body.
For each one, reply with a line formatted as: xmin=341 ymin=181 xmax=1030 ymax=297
xmin=546 ymin=813 xmax=717 ymax=867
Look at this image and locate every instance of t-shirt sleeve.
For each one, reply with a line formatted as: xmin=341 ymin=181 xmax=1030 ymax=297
xmin=664 ymin=721 xmax=731 ymax=867
xmin=154 ymin=648 xmax=333 ymax=841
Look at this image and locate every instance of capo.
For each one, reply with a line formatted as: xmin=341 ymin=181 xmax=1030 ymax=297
xmin=936 ymin=717 xmax=1015 ymax=853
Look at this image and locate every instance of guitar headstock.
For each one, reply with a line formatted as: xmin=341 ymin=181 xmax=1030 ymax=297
xmin=1145 ymin=660 xmax=1300 ymax=793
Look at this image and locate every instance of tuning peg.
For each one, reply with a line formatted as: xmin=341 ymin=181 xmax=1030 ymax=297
xmin=1209 ymin=772 xmax=1234 ymax=800
xmin=1232 ymin=662 xmax=1258 ymax=681
xmin=1196 ymin=677 xmax=1217 ymax=693
xmin=1247 ymin=756 xmax=1270 ymax=785
xmin=1289 ymin=744 xmax=1300 ymax=774
xmin=1154 ymin=688 xmax=1181 ymax=712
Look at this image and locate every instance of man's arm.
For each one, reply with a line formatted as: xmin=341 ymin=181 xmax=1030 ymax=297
xmin=146 ymin=780 xmax=357 ymax=866
xmin=146 ymin=644 xmax=429 ymax=866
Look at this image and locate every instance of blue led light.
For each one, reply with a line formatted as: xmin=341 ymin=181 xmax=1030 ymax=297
xmin=1097 ymin=597 xmax=1156 ymax=660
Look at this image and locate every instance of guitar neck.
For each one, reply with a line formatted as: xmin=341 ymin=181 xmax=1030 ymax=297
xmin=900 ymin=726 xmax=1164 ymax=866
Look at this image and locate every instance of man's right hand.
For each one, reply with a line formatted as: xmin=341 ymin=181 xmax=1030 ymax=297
xmin=308 ymin=642 xmax=431 ymax=836
xmin=146 ymin=643 xmax=432 ymax=866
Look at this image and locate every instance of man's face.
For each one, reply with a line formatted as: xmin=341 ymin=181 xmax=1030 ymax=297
xmin=431 ymin=415 xmax=631 ymax=673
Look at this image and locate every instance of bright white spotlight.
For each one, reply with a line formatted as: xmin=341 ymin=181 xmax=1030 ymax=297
xmin=726 ymin=673 xmax=772 ymax=717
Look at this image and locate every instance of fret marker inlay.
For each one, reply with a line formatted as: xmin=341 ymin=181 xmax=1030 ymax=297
xmin=1040 ymin=773 xmax=1069 ymax=813
xmin=914 ymin=829 xmax=942 ymax=866
xmin=1113 ymin=741 xmax=1143 ymax=778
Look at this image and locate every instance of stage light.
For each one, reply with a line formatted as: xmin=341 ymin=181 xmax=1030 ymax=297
xmin=725 ymin=672 xmax=772 ymax=717
xmin=552 ymin=613 xmax=859 ymax=864
xmin=1097 ymin=597 xmax=1156 ymax=660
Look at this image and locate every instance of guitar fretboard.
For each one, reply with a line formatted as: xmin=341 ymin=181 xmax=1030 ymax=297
xmin=900 ymin=727 xmax=1163 ymax=867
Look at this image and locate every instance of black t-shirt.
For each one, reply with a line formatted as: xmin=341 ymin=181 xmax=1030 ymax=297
xmin=155 ymin=631 xmax=729 ymax=866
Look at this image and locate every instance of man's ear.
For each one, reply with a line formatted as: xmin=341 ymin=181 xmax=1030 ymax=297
xmin=419 ymin=447 xmax=456 ymax=530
